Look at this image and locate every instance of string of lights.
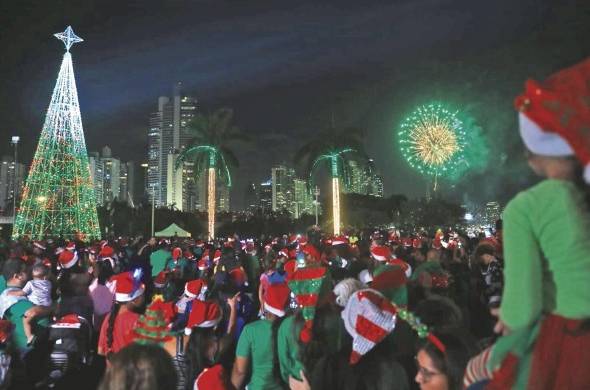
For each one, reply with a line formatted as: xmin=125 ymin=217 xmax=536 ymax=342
xmin=12 ymin=27 xmax=99 ymax=240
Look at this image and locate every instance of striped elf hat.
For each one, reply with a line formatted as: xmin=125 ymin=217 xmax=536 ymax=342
xmin=343 ymin=288 xmax=446 ymax=364
xmin=287 ymin=266 xmax=327 ymax=343
xmin=132 ymin=301 xmax=174 ymax=346
xmin=342 ymin=289 xmax=397 ymax=364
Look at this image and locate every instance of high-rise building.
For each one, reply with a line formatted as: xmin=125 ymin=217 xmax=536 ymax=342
xmin=217 ymin=183 xmax=230 ymax=212
xmin=88 ymin=152 xmax=104 ymax=205
xmin=244 ymin=182 xmax=259 ymax=212
xmin=0 ymin=156 xmax=25 ymax=214
xmin=344 ymin=160 xmax=365 ymax=194
xmin=101 ymin=146 xmax=121 ymax=204
xmin=259 ymin=180 xmax=272 ymax=214
xmin=485 ymin=201 xmax=502 ymax=227
xmin=366 ymin=159 xmax=384 ymax=198
xmin=292 ymin=178 xmax=314 ymax=218
xmin=271 ymin=165 xmax=295 ymax=212
xmin=147 ymin=83 xmax=198 ymax=209
xmin=123 ymin=161 xmax=138 ymax=207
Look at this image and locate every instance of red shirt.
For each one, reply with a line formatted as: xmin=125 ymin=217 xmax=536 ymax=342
xmin=98 ymin=309 xmax=140 ymax=355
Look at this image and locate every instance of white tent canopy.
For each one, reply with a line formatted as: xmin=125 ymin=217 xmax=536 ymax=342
xmin=154 ymin=223 xmax=191 ymax=238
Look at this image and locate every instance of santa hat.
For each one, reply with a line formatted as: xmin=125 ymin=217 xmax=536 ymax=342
xmin=277 ymin=248 xmax=289 ymax=259
xmin=33 ymin=241 xmax=46 ymax=251
xmin=229 ymin=267 xmax=248 ymax=287
xmin=195 ymin=240 xmax=205 ymax=248
xmin=99 ymin=245 xmax=114 ymax=258
xmin=58 ymin=250 xmax=78 ymax=269
xmin=185 ymin=301 xmax=222 ymax=335
xmin=263 ymin=283 xmax=291 ymax=317
xmin=371 ymin=264 xmax=408 ymax=306
xmin=332 ymin=236 xmax=349 ymax=246
xmin=194 ymin=365 xmax=226 ymax=390
xmin=184 ymin=250 xmax=195 ymax=260
xmin=65 ymin=242 xmax=76 ymax=252
xmin=515 ymin=58 xmax=590 ymax=183
xmin=288 ymin=266 xmax=327 ymax=343
xmin=132 ymin=301 xmax=174 ymax=345
xmin=154 ymin=271 xmax=168 ymax=289
xmin=288 ymin=234 xmax=299 ymax=245
xmin=412 ymin=238 xmax=423 ymax=249
xmin=333 ymin=278 xmax=364 ymax=307
xmin=197 ymin=257 xmax=210 ymax=271
xmin=184 ymin=279 xmax=208 ymax=300
xmin=370 ymin=245 xmax=391 ymax=262
xmin=111 ymin=270 xmax=145 ymax=303
xmin=341 ymin=289 xmax=397 ymax=364
xmin=389 ymin=258 xmax=412 ymax=278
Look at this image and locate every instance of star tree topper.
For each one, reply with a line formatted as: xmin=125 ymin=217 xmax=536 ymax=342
xmin=54 ymin=26 xmax=83 ymax=51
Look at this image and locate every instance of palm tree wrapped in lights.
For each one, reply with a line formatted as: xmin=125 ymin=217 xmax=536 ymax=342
xmin=176 ymin=108 xmax=242 ymax=240
xmin=295 ymin=127 xmax=367 ymax=235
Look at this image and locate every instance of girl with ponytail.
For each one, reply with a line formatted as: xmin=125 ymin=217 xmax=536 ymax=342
xmin=98 ymin=271 xmax=145 ymax=357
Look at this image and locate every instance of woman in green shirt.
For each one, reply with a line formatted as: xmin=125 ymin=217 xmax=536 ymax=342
xmin=465 ymin=59 xmax=590 ymax=389
xmin=231 ymin=283 xmax=290 ymax=390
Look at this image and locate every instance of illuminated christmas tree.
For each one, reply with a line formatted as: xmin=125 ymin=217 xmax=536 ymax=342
xmin=12 ymin=26 xmax=100 ymax=240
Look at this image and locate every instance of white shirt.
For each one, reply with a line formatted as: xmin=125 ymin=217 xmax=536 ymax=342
xmin=23 ymin=279 xmax=52 ymax=307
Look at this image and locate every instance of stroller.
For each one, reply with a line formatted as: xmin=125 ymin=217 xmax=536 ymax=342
xmin=45 ymin=314 xmax=94 ymax=388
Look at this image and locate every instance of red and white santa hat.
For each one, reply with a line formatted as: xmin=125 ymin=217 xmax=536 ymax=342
xmin=33 ymin=241 xmax=46 ymax=251
xmin=65 ymin=242 xmax=76 ymax=252
xmin=154 ymin=271 xmax=167 ymax=289
xmin=516 ymin=58 xmax=590 ymax=183
xmin=185 ymin=300 xmax=222 ymax=335
xmin=184 ymin=250 xmax=195 ymax=260
xmin=58 ymin=250 xmax=79 ymax=269
xmin=263 ymin=283 xmax=291 ymax=317
xmin=184 ymin=279 xmax=208 ymax=300
xmin=341 ymin=289 xmax=397 ymax=365
xmin=111 ymin=271 xmax=145 ymax=303
xmin=370 ymin=245 xmax=392 ymax=262
xmin=197 ymin=257 xmax=210 ymax=271
xmin=99 ymin=245 xmax=114 ymax=258
xmin=332 ymin=236 xmax=349 ymax=246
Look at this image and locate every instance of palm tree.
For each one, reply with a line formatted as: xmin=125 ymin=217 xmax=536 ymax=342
xmin=294 ymin=127 xmax=367 ymax=235
xmin=176 ymin=108 xmax=242 ymax=239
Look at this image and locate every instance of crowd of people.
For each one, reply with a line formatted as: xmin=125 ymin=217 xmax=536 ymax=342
xmin=0 ymin=55 xmax=589 ymax=390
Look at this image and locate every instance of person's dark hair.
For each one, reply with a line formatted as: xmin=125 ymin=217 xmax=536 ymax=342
xmin=2 ymin=259 xmax=25 ymax=282
xmin=185 ymin=327 xmax=216 ymax=384
xmin=474 ymin=243 xmax=495 ymax=260
xmin=106 ymin=302 xmax=121 ymax=355
xmin=310 ymin=337 xmax=410 ymax=390
xmin=295 ymin=303 xmax=341 ymax=376
xmin=414 ymin=296 xmax=463 ymax=331
xmin=419 ymin=331 xmax=477 ymax=390
xmin=98 ymin=343 xmax=177 ymax=390
xmin=573 ymin=163 xmax=590 ymax=209
xmin=96 ymin=260 xmax=114 ymax=285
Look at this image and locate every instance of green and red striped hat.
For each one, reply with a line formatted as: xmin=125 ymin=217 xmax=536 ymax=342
xmin=288 ymin=266 xmax=327 ymax=343
xmin=132 ymin=300 xmax=174 ymax=346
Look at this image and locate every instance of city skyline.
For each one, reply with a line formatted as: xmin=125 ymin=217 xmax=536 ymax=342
xmin=1 ymin=1 xmax=588 ymax=209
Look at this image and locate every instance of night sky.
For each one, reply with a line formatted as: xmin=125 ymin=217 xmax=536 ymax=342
xmin=1 ymin=0 xmax=589 ymax=209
